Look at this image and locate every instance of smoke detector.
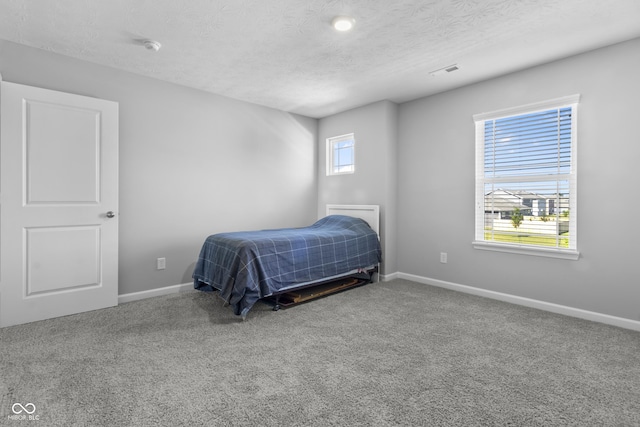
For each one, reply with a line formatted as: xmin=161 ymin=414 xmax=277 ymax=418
xmin=143 ymin=40 xmax=162 ymax=52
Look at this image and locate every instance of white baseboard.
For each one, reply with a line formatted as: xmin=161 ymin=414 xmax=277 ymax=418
xmin=394 ymin=272 xmax=640 ymax=332
xmin=380 ymin=272 xmax=400 ymax=281
xmin=118 ymin=282 xmax=195 ymax=304
xmin=121 ymin=273 xmax=397 ymax=304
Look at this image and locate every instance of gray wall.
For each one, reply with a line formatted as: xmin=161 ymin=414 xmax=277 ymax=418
xmin=318 ymin=100 xmax=398 ymax=275
xmin=3 ymin=35 xmax=639 ymax=322
xmin=0 ymin=40 xmax=318 ymax=295
xmin=397 ymin=38 xmax=640 ymax=321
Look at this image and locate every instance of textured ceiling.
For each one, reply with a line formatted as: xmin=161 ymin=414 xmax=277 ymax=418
xmin=1 ymin=0 xmax=639 ymax=118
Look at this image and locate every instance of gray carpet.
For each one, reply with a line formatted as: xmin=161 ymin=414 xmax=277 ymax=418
xmin=1 ymin=279 xmax=639 ymax=426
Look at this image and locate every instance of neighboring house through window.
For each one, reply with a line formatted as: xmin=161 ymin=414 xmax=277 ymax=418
xmin=327 ymin=133 xmax=355 ymax=175
xmin=473 ymin=95 xmax=580 ymax=260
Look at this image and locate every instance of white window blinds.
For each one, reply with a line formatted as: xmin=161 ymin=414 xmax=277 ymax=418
xmin=473 ymin=95 xmax=580 ymax=259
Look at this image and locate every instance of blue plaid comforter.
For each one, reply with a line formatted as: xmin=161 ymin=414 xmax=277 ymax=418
xmin=192 ymin=215 xmax=381 ymax=317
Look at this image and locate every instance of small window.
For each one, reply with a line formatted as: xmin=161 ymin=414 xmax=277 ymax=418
xmin=473 ymin=95 xmax=580 ymax=259
xmin=327 ymin=133 xmax=355 ymax=175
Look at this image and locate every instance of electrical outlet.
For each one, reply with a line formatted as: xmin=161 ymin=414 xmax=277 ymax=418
xmin=440 ymin=252 xmax=448 ymax=264
xmin=157 ymin=257 xmax=166 ymax=270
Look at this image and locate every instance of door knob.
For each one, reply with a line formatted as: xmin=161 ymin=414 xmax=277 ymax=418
xmin=106 ymin=211 xmax=115 ymax=218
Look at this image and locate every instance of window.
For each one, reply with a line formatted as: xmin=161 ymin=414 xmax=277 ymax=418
xmin=327 ymin=133 xmax=355 ymax=175
xmin=473 ymin=95 xmax=580 ymax=260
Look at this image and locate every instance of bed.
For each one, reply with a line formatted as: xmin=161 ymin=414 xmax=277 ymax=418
xmin=192 ymin=205 xmax=381 ymax=319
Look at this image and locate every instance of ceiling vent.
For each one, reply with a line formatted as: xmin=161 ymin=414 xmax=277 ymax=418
xmin=429 ymin=64 xmax=459 ymax=77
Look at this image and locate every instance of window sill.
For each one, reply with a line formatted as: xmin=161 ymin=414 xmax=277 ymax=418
xmin=326 ymin=172 xmax=354 ymax=176
xmin=472 ymin=241 xmax=580 ymax=260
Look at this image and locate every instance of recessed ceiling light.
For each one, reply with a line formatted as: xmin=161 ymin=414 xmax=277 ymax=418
xmin=332 ymin=16 xmax=355 ymax=32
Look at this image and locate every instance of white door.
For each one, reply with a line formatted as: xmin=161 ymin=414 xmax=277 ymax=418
xmin=0 ymin=81 xmax=119 ymax=327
